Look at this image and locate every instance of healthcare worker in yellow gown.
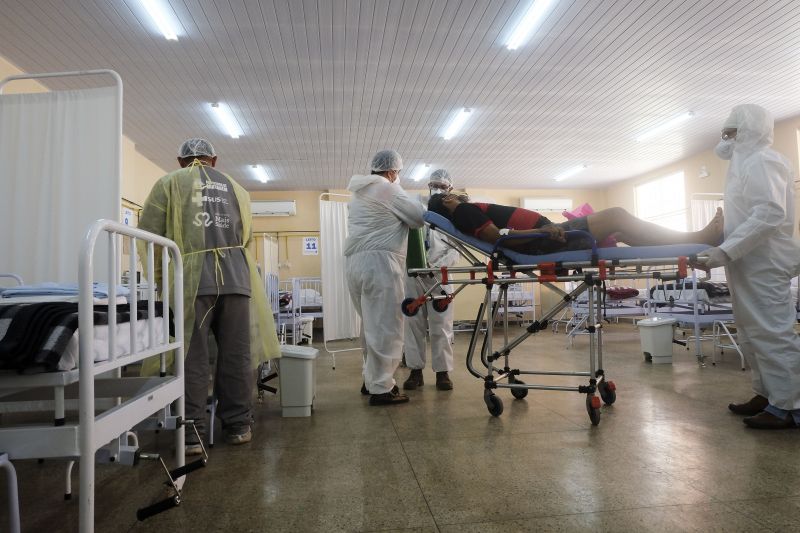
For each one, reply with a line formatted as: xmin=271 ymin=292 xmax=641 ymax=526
xmin=138 ymin=138 xmax=280 ymax=454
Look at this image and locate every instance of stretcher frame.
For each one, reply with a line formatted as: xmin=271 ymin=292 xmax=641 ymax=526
xmin=404 ymin=213 xmax=707 ymax=425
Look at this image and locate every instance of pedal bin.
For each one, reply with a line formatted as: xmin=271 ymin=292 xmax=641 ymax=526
xmin=636 ymin=317 xmax=676 ymax=364
xmin=278 ymin=345 xmax=319 ymax=417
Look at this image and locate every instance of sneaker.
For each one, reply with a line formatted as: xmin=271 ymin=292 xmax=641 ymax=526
xmin=185 ymin=443 xmax=203 ymax=456
xmin=369 ymin=388 xmax=410 ymax=406
xmin=728 ymin=394 xmax=768 ymax=416
xmin=224 ymin=425 xmax=253 ymax=445
xmin=435 ymin=371 xmax=453 ymax=391
xmin=403 ymin=369 xmax=424 ymax=390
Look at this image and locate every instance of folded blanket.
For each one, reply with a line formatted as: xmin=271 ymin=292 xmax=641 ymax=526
xmin=1 ymin=282 xmax=131 ymax=300
xmin=0 ymin=301 xmax=168 ymax=374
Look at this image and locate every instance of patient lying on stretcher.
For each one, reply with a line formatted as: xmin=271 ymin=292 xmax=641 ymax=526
xmin=427 ymin=194 xmax=723 ymax=256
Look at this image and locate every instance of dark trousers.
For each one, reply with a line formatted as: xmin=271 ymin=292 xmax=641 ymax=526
xmin=185 ymin=294 xmax=252 ymax=436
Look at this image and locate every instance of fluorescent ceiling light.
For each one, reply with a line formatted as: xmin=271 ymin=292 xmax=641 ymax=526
xmin=251 ymin=165 xmax=270 ymax=183
xmin=635 ymin=111 xmax=695 ymax=142
xmin=141 ymin=0 xmax=179 ymax=41
xmin=409 ymin=164 xmax=430 ymax=182
xmin=210 ymin=102 xmax=243 ymax=139
xmin=441 ymin=108 xmax=472 ymax=140
xmin=505 ymin=0 xmax=555 ymax=50
xmin=553 ymin=164 xmax=588 ymax=182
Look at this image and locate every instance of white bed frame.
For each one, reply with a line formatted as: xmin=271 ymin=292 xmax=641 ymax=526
xmin=276 ymin=277 xmax=323 ymax=345
xmin=0 ymin=220 xmax=186 ymax=533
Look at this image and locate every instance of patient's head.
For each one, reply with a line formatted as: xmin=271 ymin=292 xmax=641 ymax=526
xmin=427 ymin=194 xmax=465 ymax=219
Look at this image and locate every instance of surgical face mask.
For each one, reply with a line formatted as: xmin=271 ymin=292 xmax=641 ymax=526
xmin=714 ymin=139 xmax=735 ymax=160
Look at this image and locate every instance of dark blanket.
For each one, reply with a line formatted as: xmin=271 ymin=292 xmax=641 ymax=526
xmin=0 ymin=301 xmax=167 ymax=374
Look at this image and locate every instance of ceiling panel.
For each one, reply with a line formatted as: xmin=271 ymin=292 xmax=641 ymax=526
xmin=1 ymin=0 xmax=799 ymax=190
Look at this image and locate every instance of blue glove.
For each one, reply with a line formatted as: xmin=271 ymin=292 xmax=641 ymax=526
xmin=699 ymin=247 xmax=730 ymax=268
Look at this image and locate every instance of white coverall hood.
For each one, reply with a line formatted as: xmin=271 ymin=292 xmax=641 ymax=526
xmin=718 ymin=103 xmax=800 ymax=412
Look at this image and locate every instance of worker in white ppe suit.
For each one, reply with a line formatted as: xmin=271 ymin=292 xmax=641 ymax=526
xmin=345 ymin=150 xmax=425 ymax=405
xmin=403 ymin=169 xmax=461 ymax=391
xmin=701 ymin=104 xmax=800 ymax=429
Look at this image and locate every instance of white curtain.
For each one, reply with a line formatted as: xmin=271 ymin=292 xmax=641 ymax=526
xmin=690 ymin=198 xmax=724 ymax=231
xmin=0 ymin=86 xmax=119 ymax=284
xmin=691 ymin=197 xmax=726 ymax=281
xmin=320 ymin=198 xmax=361 ymax=342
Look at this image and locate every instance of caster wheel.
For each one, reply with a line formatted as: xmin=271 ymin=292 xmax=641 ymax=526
xmin=509 ymin=377 xmax=528 ymax=399
xmin=485 ymin=394 xmax=504 ymax=417
xmin=598 ymin=380 xmax=616 ymax=405
xmin=401 ymin=297 xmax=420 ymax=317
xmin=586 ymin=395 xmax=601 ymax=426
xmin=432 ymin=299 xmax=449 ymax=313
xmin=644 ymin=353 xmax=652 ymax=363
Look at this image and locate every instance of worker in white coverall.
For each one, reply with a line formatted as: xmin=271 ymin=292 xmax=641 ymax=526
xmin=701 ymin=104 xmax=800 ymax=430
xmin=403 ymin=169 xmax=461 ymax=391
xmin=345 ymin=150 xmax=425 ymax=405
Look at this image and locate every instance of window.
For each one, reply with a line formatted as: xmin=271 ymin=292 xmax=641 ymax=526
xmin=635 ymin=172 xmax=687 ymax=231
xmin=522 ymin=197 xmax=572 ymax=213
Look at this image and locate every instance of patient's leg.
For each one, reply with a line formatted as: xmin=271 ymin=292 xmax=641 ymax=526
xmin=586 ymin=207 xmax=722 ymax=246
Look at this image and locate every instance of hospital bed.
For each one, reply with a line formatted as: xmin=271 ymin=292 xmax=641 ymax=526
xmin=0 ymin=220 xmax=203 ymax=533
xmin=275 ymin=277 xmax=323 ymax=345
xmin=404 ymin=212 xmax=708 ymax=425
xmin=556 ymin=283 xmax=649 ymax=346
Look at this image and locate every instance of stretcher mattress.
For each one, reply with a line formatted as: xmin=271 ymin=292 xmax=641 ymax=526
xmin=424 ymin=211 xmax=708 ymax=263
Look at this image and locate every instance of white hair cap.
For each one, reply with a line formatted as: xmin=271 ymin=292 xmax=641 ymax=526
xmin=178 ymin=138 xmax=216 ymax=158
xmin=370 ymin=149 xmax=403 ymax=172
xmin=428 ymin=168 xmax=452 ymax=188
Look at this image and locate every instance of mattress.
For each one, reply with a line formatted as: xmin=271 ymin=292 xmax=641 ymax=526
xmin=59 ymin=317 xmax=167 ymax=371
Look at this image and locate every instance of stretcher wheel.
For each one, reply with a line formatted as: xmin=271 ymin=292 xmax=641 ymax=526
xmin=401 ymin=297 xmax=420 ymax=317
xmin=598 ymin=380 xmax=616 ymax=405
xmin=586 ymin=394 xmax=601 ymax=426
xmin=485 ymin=394 xmax=504 ymax=417
xmin=509 ymin=377 xmax=528 ymax=399
xmin=432 ymin=299 xmax=449 ymax=313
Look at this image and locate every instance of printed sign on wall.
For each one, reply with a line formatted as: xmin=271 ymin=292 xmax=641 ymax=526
xmin=303 ymin=236 xmax=319 ymax=255
xmin=122 ymin=207 xmax=135 ymax=226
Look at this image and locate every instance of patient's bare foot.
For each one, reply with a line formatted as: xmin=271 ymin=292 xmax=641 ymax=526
xmin=698 ymin=207 xmax=724 ymax=245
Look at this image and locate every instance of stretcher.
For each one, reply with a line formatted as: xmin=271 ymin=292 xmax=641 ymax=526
xmin=403 ymin=211 xmax=708 ymax=425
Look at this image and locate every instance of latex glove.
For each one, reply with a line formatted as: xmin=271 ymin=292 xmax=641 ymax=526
xmin=699 ymin=247 xmax=730 ymax=268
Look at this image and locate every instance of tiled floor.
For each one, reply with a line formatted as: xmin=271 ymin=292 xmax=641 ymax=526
xmin=3 ymin=322 xmax=799 ymax=532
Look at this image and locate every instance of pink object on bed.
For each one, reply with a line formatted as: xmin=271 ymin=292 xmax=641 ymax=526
xmin=562 ymin=203 xmax=617 ymax=248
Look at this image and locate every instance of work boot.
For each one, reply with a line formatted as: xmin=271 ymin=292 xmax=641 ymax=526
xmin=435 ymin=371 xmax=453 ymax=391
xmin=728 ymin=394 xmax=768 ymax=416
xmin=224 ymin=424 xmax=253 ymax=445
xmin=403 ymin=369 xmax=424 ymax=390
xmin=369 ymin=387 xmax=410 ymax=406
xmin=743 ymin=411 xmax=797 ymax=430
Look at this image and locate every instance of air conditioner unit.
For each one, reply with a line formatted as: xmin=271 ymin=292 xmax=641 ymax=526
xmin=251 ymin=200 xmax=296 ymax=217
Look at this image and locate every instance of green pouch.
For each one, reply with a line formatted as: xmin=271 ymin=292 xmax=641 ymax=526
xmin=406 ymin=227 xmax=427 ymax=270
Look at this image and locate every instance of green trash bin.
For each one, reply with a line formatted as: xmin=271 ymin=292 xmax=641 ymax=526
xmin=406 ymin=227 xmax=428 ymax=270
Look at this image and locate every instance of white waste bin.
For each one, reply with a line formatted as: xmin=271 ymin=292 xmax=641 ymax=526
xmin=636 ymin=317 xmax=676 ymax=364
xmin=278 ymin=345 xmax=319 ymax=417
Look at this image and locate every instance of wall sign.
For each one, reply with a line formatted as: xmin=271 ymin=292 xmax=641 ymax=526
xmin=302 ymin=236 xmax=319 ymax=255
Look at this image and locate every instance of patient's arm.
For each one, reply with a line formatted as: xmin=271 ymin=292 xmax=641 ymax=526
xmin=478 ymin=223 xmax=565 ymax=248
